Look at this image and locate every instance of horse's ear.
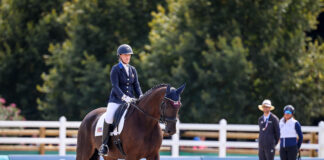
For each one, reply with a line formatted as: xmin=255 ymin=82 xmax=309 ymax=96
xmin=166 ymin=85 xmax=171 ymax=94
xmin=176 ymin=83 xmax=186 ymax=95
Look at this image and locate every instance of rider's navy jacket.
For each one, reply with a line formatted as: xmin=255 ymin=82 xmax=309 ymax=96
xmin=109 ymin=62 xmax=143 ymax=104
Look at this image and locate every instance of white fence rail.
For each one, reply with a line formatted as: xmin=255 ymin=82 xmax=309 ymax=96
xmin=0 ymin=117 xmax=323 ymax=157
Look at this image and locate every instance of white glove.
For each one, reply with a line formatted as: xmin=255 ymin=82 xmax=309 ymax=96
xmin=122 ymin=95 xmax=136 ymax=103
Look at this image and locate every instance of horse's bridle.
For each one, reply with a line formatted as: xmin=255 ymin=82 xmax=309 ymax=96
xmin=159 ymin=97 xmax=180 ymax=123
xmin=130 ymin=97 xmax=180 ymax=124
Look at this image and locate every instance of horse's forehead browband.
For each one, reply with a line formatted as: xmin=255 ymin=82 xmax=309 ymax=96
xmin=164 ymin=97 xmax=181 ymax=109
xmin=160 ymin=97 xmax=180 ymax=123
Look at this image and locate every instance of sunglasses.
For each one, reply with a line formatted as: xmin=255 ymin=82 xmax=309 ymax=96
xmin=284 ymin=110 xmax=292 ymax=114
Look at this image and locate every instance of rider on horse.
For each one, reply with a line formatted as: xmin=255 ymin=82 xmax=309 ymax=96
xmin=99 ymin=44 xmax=143 ymax=156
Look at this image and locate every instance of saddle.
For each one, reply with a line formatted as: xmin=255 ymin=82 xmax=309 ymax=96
xmin=112 ymin=103 xmax=128 ymax=131
xmin=94 ymin=103 xmax=133 ymax=156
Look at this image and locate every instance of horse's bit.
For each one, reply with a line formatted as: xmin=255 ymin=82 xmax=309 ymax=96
xmin=130 ymin=97 xmax=181 ymax=124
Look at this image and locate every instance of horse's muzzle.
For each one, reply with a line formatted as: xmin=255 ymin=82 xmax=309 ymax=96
xmin=165 ymin=130 xmax=176 ymax=136
xmin=165 ymin=123 xmax=176 ymax=135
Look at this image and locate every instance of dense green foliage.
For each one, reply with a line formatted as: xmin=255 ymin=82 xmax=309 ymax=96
xmin=0 ymin=0 xmax=67 ymax=119
xmin=37 ymin=0 xmax=164 ymax=120
xmin=141 ymin=0 xmax=324 ymax=124
xmin=0 ymin=0 xmax=323 ymax=124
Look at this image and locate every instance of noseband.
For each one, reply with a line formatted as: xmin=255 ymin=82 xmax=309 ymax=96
xmin=130 ymin=97 xmax=180 ymax=124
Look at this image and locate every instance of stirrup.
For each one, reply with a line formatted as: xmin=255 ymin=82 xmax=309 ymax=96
xmin=98 ymin=144 xmax=109 ymax=156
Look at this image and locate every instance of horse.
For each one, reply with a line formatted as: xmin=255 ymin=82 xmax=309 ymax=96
xmin=76 ymin=83 xmax=185 ymax=160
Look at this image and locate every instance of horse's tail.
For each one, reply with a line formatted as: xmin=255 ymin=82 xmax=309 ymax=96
xmin=76 ymin=107 xmax=106 ymax=160
xmin=76 ymin=120 xmax=87 ymax=160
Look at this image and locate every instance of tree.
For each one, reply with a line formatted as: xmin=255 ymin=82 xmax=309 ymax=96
xmin=37 ymin=0 xmax=164 ymax=120
xmin=293 ymin=40 xmax=324 ymax=123
xmin=142 ymin=0 xmax=323 ymax=124
xmin=0 ymin=0 xmax=66 ymax=119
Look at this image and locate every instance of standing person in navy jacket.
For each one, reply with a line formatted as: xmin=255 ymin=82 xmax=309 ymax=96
xmin=258 ymin=99 xmax=280 ymax=160
xmin=279 ymin=105 xmax=303 ymax=160
xmin=99 ymin=44 xmax=143 ymax=156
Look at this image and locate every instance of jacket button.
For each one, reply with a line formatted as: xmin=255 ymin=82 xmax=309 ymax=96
xmin=126 ymin=91 xmax=129 ymax=92
xmin=127 ymin=78 xmax=129 ymax=81
xmin=127 ymin=83 xmax=129 ymax=85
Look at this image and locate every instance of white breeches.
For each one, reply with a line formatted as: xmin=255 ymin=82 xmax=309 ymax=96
xmin=104 ymin=103 xmax=121 ymax=124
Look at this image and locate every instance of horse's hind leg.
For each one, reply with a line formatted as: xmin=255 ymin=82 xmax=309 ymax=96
xmin=147 ymin=152 xmax=160 ymax=160
xmin=76 ymin=147 xmax=96 ymax=160
xmin=90 ymin=149 xmax=99 ymax=160
xmin=76 ymin=144 xmax=96 ymax=160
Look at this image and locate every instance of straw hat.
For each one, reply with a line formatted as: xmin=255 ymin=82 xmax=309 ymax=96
xmin=258 ymin=99 xmax=275 ymax=111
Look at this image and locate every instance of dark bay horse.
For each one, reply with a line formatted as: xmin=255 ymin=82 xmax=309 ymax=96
xmin=76 ymin=84 xmax=185 ymax=160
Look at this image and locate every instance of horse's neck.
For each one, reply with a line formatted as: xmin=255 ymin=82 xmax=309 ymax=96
xmin=138 ymin=87 xmax=165 ymax=121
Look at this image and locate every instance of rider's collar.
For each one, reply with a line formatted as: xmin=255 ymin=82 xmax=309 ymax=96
xmin=118 ymin=61 xmax=129 ymax=69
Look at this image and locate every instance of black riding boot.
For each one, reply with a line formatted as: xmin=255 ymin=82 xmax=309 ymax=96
xmin=99 ymin=122 xmax=111 ymax=156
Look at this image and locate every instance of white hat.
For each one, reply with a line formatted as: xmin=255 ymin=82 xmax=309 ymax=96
xmin=258 ymin=99 xmax=275 ymax=111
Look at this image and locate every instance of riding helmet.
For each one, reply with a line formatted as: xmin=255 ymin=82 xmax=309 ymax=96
xmin=283 ymin=105 xmax=295 ymax=114
xmin=117 ymin=44 xmax=133 ymax=56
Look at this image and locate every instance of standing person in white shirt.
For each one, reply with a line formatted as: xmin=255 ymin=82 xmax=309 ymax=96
xmin=279 ymin=105 xmax=303 ymax=160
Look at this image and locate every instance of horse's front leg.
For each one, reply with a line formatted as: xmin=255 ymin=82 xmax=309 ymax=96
xmin=103 ymin=157 xmax=118 ymax=160
xmin=147 ymin=152 xmax=160 ymax=160
xmin=124 ymin=156 xmax=141 ymax=160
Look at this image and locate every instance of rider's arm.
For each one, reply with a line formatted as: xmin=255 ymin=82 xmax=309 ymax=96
xmin=133 ymin=67 xmax=143 ymax=97
xmin=295 ymin=121 xmax=303 ymax=149
xmin=110 ymin=66 xmax=124 ymax=99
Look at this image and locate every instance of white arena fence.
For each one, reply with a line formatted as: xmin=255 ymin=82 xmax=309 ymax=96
xmin=0 ymin=117 xmax=323 ymax=157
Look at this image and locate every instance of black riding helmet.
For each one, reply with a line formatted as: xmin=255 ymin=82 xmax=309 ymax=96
xmin=283 ymin=105 xmax=295 ymax=114
xmin=117 ymin=44 xmax=133 ymax=56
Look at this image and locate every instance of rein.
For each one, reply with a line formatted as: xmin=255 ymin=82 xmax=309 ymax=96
xmin=130 ymin=97 xmax=179 ymax=123
xmin=130 ymin=103 xmax=160 ymax=122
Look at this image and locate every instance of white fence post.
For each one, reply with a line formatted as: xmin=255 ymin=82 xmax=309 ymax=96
xmin=319 ymin=121 xmax=324 ymax=158
xmin=59 ymin=116 xmax=67 ymax=156
xmin=171 ymin=120 xmax=180 ymax=157
xmin=219 ymin=119 xmax=227 ymax=157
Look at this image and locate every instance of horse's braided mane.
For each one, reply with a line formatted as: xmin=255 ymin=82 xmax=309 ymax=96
xmin=137 ymin=83 xmax=169 ymax=101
